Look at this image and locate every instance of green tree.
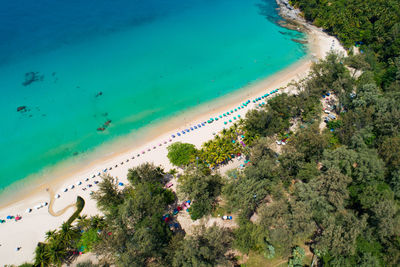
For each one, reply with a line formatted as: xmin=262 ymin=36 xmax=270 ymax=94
xmin=172 ymin=225 xmax=233 ymax=267
xmin=127 ymin=162 xmax=165 ymax=185
xmin=179 ymin=168 xmax=223 ymax=220
xmin=167 ymin=142 xmax=198 ymax=167
xmin=288 ymin=246 xmax=305 ymax=267
xmin=34 ymin=242 xmax=50 ymax=267
xmin=91 ymin=175 xmax=124 ymax=213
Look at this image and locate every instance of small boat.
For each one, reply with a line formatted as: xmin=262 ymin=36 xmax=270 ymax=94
xmin=97 ymin=127 xmax=105 ymax=131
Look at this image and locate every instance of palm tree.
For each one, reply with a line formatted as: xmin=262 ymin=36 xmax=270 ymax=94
xmin=46 ymin=241 xmax=68 ymax=266
xmin=76 ymin=215 xmax=90 ymax=230
xmin=59 ymin=222 xmax=79 ymax=247
xmin=45 ymin=230 xmax=57 ymax=242
xmin=34 ymin=242 xmax=50 ymax=267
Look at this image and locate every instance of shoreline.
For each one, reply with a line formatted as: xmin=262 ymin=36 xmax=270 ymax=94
xmin=0 ymin=12 xmax=346 ymax=266
xmin=0 ymin=55 xmax=311 ymax=210
xmin=0 ymin=0 xmax=315 ymax=209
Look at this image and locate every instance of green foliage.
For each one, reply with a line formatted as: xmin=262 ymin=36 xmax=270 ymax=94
xmin=172 ymin=225 xmax=233 ymax=267
xmin=290 ymin=123 xmax=328 ymax=162
xmin=288 ymin=246 xmax=305 ymax=267
xmin=291 ymin=0 xmax=400 ymax=78
xmin=167 ymin=142 xmax=198 ymax=167
xmin=179 ymin=168 xmax=223 ymax=220
xmin=326 ymin=119 xmax=342 ymax=130
xmin=78 ymin=228 xmax=100 ymax=252
xmin=127 ymin=162 xmax=165 ymax=185
xmin=91 ymin=175 xmax=124 ymax=213
xmin=199 ymin=124 xmax=242 ymax=167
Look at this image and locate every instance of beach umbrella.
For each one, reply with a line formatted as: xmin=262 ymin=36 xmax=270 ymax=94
xmin=201 ymin=123 xmax=205 ymax=126
xmin=194 ymin=126 xmax=197 ymax=129
xmin=215 ymin=117 xmax=218 ymax=121
xmin=153 ymin=146 xmax=156 ymax=149
xmin=172 ymin=134 xmax=175 ymax=138
xmin=64 ymin=188 xmax=68 ymax=192
xmin=190 ymin=127 xmax=194 ymax=130
xmin=238 ymin=107 xmax=241 ymax=110
xmin=164 ymin=141 xmax=167 ymax=144
xmin=198 ymin=124 xmax=201 ymax=127
xmin=118 ymin=182 xmax=124 ymax=186
xmin=69 ymin=185 xmax=75 ymax=189
xmin=230 ymin=110 xmax=233 ymax=113
xmin=227 ymin=112 xmax=230 ymax=115
xmin=238 ymin=115 xmax=241 ymax=118
xmin=177 ymin=132 xmax=181 ymax=136
xmin=223 ymin=113 xmax=226 ymax=116
xmin=234 ymin=108 xmax=237 ymax=112
xmin=159 ymin=143 xmax=162 ymax=146
xmin=169 ymin=139 xmax=172 ymax=142
xmin=224 ymin=122 xmax=227 ymax=125
xmin=186 ymin=129 xmax=190 ymax=132
xmin=182 ymin=131 xmax=186 ymax=134
xmin=55 ymin=194 xmax=60 ymax=199
xmin=76 ymin=181 xmax=82 ymax=186
xmin=233 ymin=117 xmax=237 ymax=120
xmin=229 ymin=120 xmax=232 ymax=122
xmin=25 ymin=208 xmax=32 ymax=213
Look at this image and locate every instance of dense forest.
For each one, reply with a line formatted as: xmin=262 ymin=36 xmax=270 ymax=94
xmin=18 ymin=0 xmax=400 ymax=266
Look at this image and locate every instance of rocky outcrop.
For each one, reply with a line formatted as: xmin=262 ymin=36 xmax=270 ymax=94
xmin=275 ymin=0 xmax=304 ymax=22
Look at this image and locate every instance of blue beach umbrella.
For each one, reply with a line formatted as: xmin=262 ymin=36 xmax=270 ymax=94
xmin=172 ymin=135 xmax=175 ymax=138
xmin=190 ymin=127 xmax=194 ymax=130
xmin=194 ymin=126 xmax=197 ymax=129
xmin=177 ymin=132 xmax=181 ymax=136
xmin=198 ymin=124 xmax=202 ymax=127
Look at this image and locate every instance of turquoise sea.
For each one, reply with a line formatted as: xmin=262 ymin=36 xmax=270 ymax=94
xmin=0 ymin=0 xmax=305 ymax=192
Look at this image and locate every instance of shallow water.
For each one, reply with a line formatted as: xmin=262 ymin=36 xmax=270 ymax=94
xmin=0 ymin=0 xmax=305 ymax=191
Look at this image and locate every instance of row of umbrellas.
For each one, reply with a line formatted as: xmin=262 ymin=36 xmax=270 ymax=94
xmin=13 ymin=88 xmax=283 ymax=221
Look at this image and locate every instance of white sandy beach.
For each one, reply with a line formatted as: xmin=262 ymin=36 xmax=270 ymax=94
xmin=0 ymin=25 xmax=345 ymax=266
